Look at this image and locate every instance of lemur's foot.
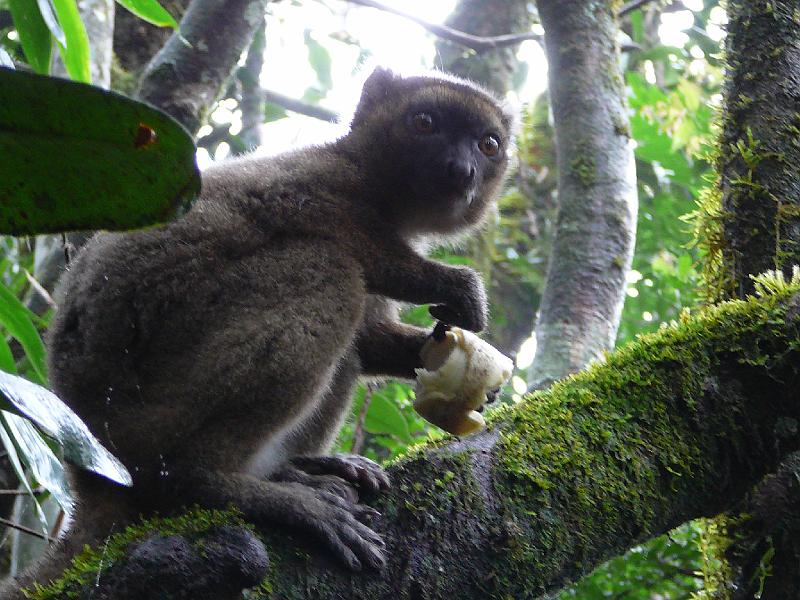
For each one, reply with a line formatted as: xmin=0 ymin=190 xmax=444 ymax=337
xmin=290 ymin=454 xmax=390 ymax=494
xmin=271 ymin=464 xmax=358 ymax=503
xmin=273 ymin=482 xmax=386 ymax=571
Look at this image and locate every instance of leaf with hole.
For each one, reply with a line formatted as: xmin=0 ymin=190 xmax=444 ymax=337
xmin=0 ymin=68 xmax=200 ymax=235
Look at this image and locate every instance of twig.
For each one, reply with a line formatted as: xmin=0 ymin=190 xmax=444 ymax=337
xmin=344 ymin=0 xmax=540 ymax=51
xmin=619 ymin=0 xmax=659 ymax=15
xmin=0 ymin=516 xmax=54 ymax=542
xmin=49 ymin=508 xmax=66 ymax=539
xmin=24 ymin=269 xmax=57 ymax=310
xmin=0 ymin=487 xmax=45 ymax=495
xmin=263 ymin=89 xmax=339 ymax=122
xmin=238 ymin=20 xmax=267 ymax=152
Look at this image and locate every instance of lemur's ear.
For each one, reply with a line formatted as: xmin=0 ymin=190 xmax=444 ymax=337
xmin=351 ymin=67 xmax=400 ymax=128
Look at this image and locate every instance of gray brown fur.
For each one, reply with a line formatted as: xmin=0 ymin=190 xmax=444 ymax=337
xmin=2 ymin=68 xmax=513 ymax=596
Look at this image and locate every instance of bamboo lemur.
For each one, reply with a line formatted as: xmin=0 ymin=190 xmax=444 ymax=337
xmin=4 ymin=67 xmax=513 ymax=594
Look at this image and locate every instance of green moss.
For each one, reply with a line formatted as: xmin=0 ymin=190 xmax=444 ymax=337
xmin=484 ymin=284 xmax=799 ymax=590
xmin=692 ymin=515 xmax=736 ymax=600
xmin=684 ymin=168 xmax=730 ymax=302
xmin=612 ymin=112 xmax=631 ymax=138
xmin=570 ymin=145 xmax=597 ymax=187
xmin=24 ymin=508 xmax=248 ymax=600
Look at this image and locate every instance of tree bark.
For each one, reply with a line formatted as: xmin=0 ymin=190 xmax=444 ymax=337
xmin=711 ymin=2 xmax=800 ymax=597
xmin=528 ymin=0 xmax=637 ymax=389
xmin=434 ymin=0 xmax=531 ymax=96
xmin=136 ymin=0 xmax=268 ymax=133
xmin=237 ymin=20 xmax=266 ymax=153
xmin=41 ymin=289 xmax=800 ymax=599
xmin=719 ymin=0 xmax=800 ymax=300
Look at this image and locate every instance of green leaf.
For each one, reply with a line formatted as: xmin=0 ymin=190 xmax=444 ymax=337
xmin=0 ymin=370 xmax=132 ymax=486
xmin=0 ymin=68 xmax=200 ymax=235
xmin=35 ymin=0 xmax=66 ymax=45
xmin=0 ymin=334 xmax=18 ymax=373
xmin=0 ymin=419 xmax=49 ymax=531
xmin=629 ymin=9 xmax=643 ymax=44
xmin=8 ymin=0 xmax=53 ymax=74
xmin=0 ymin=282 xmax=47 ymax=384
xmin=51 ymin=0 xmax=90 ymax=82
xmin=264 ymin=102 xmax=288 ymax=123
xmin=115 ymin=0 xmax=178 ymax=29
xmin=2 ymin=411 xmax=73 ymax=511
xmin=304 ymin=30 xmax=332 ymax=91
xmin=364 ymin=389 xmax=412 ymax=443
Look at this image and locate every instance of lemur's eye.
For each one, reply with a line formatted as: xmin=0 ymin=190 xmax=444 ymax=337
xmin=412 ymin=112 xmax=435 ymax=133
xmin=478 ymin=134 xmax=501 ymax=157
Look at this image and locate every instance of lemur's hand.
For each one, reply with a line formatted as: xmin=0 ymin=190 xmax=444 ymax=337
xmin=429 ymin=266 xmax=487 ymax=332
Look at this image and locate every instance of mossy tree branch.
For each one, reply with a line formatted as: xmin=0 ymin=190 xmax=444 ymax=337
xmin=528 ymin=0 xmax=638 ymax=389
xmin=34 ymin=289 xmax=800 ymax=599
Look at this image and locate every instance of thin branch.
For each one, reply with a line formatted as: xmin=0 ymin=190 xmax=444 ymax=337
xmin=0 ymin=488 xmax=45 ymax=496
xmin=619 ymin=0 xmax=659 ymax=16
xmin=619 ymin=0 xmax=687 ymax=17
xmin=24 ymin=269 xmax=57 ymax=310
xmin=0 ymin=517 xmax=54 ymax=542
xmin=343 ymin=0 xmax=540 ymax=51
xmin=263 ymin=89 xmax=339 ymax=122
xmin=238 ymin=20 xmax=267 ymax=153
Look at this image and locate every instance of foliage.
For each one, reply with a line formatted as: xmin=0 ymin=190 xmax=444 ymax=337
xmin=560 ymin=523 xmax=703 ymax=599
xmin=0 ymin=68 xmax=200 ymax=236
xmin=0 ymin=21 xmax=195 ymax=542
xmin=3 ymin=0 xmax=174 ymax=82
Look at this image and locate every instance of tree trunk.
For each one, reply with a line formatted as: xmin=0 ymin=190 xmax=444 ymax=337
xmin=711 ymin=2 xmax=800 ymax=597
xmin=136 ymin=0 xmax=268 ymax=133
xmin=719 ymin=1 xmax=800 ymax=301
xmin=528 ymin=0 xmax=637 ymax=389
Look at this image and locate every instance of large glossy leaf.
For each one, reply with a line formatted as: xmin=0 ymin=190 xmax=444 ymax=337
xmin=115 ymin=0 xmax=178 ymax=28
xmin=8 ymin=0 xmax=53 ymax=74
xmin=0 ymin=370 xmax=132 ymax=486
xmin=0 ymin=68 xmax=200 ymax=235
xmin=2 ymin=411 xmax=73 ymax=512
xmin=0 ymin=282 xmax=47 ymax=384
xmin=51 ymin=0 xmax=90 ymax=82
